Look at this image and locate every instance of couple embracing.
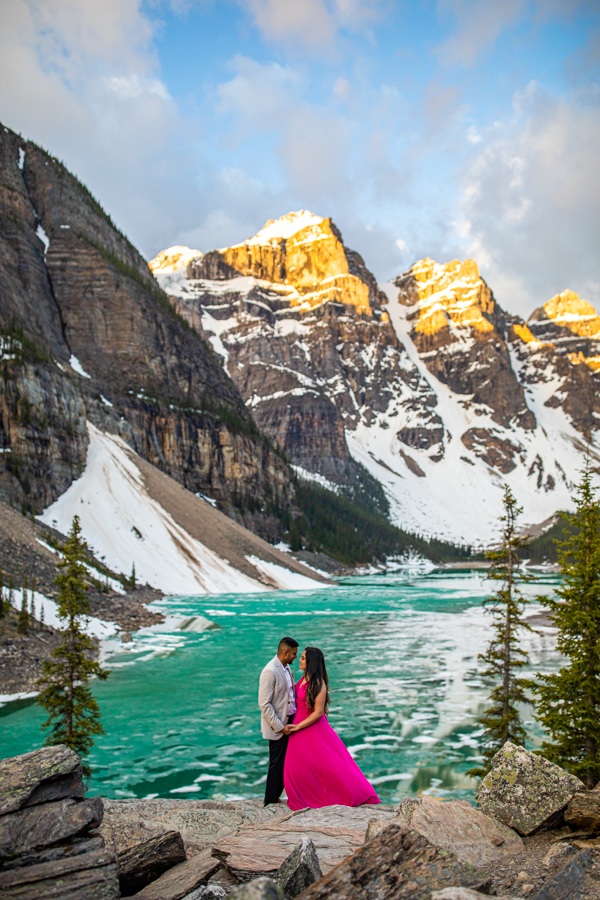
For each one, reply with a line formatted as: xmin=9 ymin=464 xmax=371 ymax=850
xmin=258 ymin=636 xmax=381 ymax=810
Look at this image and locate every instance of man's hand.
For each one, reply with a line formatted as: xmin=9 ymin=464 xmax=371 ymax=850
xmin=282 ymin=724 xmax=296 ymax=735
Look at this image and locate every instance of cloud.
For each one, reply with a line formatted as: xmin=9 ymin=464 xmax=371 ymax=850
xmin=459 ymin=83 xmax=600 ymax=315
xmin=435 ymin=0 xmax=528 ymax=66
xmin=0 ymin=0 xmax=191 ymax=255
xmin=434 ymin=0 xmax=589 ymax=68
xmin=217 ymin=56 xmax=302 ymax=138
xmin=237 ymin=0 xmax=383 ymax=53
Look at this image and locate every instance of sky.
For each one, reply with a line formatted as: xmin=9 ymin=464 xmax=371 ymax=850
xmin=0 ymin=0 xmax=599 ymax=316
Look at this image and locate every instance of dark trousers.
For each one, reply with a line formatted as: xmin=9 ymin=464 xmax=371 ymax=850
xmin=264 ymin=714 xmax=294 ymax=806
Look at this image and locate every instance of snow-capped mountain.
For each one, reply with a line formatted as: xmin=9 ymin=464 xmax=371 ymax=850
xmin=150 ymin=211 xmax=600 ymax=545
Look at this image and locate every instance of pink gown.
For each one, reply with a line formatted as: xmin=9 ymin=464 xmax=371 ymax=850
xmin=283 ymin=679 xmax=381 ymax=810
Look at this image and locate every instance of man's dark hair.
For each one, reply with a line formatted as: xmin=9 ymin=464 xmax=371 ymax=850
xmin=278 ymin=636 xmax=298 ymax=651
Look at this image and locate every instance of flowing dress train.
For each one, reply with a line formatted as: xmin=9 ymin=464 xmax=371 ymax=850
xmin=283 ymin=678 xmax=381 ymax=810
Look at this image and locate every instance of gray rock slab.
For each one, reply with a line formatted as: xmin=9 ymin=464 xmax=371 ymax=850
xmin=565 ymin=786 xmax=600 ymax=833
xmin=212 ymin=804 xmax=396 ymax=880
xmin=478 ymin=742 xmax=585 ymax=835
xmin=0 ymin=845 xmax=119 ymax=899
xmin=100 ymin=798 xmax=290 ymax=858
xmin=118 ymin=830 xmax=187 ymax=896
xmin=229 ymin=878 xmax=283 ymax=900
xmin=398 ymin=795 xmax=524 ymax=866
xmin=0 ymin=833 xmax=105 ymax=871
xmin=530 ymin=849 xmax=593 ymax=900
xmin=133 ymin=847 xmax=222 ymax=900
xmin=293 ymin=823 xmax=491 ymax=900
xmin=275 ymin=836 xmax=322 ymax=900
xmin=0 ymin=744 xmax=85 ymax=816
xmin=0 ymin=796 xmax=104 ymax=858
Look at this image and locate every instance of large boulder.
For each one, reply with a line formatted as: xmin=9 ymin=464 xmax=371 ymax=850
xmin=275 ymin=837 xmax=322 ymax=900
xmin=117 ymin=830 xmax=186 ymax=896
xmin=477 ymin=742 xmax=585 ymax=835
xmin=0 ymin=745 xmax=85 ymax=815
xmin=398 ymin=796 xmax=523 ymax=866
xmin=293 ymin=823 xmax=491 ymax=900
xmin=564 ymin=785 xmax=600 ymax=834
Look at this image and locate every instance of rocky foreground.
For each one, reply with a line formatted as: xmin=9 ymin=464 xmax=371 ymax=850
xmin=1 ymin=742 xmax=600 ymax=899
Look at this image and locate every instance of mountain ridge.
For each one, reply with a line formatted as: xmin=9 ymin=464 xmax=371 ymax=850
xmin=151 ymin=211 xmax=600 ymax=544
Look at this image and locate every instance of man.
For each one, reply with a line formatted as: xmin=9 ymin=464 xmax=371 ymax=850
xmin=258 ymin=636 xmax=299 ymax=806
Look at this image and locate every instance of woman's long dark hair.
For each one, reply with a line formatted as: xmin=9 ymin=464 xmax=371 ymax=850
xmin=304 ymin=647 xmax=330 ymax=713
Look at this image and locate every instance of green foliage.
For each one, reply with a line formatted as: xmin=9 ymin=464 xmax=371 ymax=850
xmin=339 ymin=461 xmax=390 ymax=518
xmin=36 ymin=516 xmax=109 ymax=767
xmin=292 ymin=480 xmax=471 ymax=566
xmin=0 ymin=571 xmax=4 ymax=618
xmin=533 ymin=459 xmax=600 ymax=788
xmin=17 ymin=577 xmax=29 ymax=635
xmin=468 ymin=486 xmax=534 ymax=778
xmin=524 ymin=514 xmax=576 ymax=564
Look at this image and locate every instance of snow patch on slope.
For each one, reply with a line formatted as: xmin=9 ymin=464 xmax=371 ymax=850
xmin=345 ymin=281 xmax=600 ymax=545
xmin=2 ymin=585 xmax=118 ymax=640
xmin=39 ymin=424 xmax=270 ymax=595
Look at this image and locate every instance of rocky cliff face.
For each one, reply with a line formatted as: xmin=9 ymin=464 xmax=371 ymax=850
xmin=153 ymin=216 xmax=600 ymax=544
xmin=0 ymin=123 xmax=295 ymax=537
xmin=153 ymin=213 xmax=440 ymax=495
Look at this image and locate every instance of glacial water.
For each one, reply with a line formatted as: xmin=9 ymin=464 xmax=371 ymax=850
xmin=0 ymin=570 xmax=562 ymax=805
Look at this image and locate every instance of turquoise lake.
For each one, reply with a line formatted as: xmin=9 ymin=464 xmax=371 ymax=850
xmin=0 ymin=570 xmax=561 ymax=804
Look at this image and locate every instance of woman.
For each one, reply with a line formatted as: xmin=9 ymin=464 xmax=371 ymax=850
xmin=283 ymin=646 xmax=380 ymax=810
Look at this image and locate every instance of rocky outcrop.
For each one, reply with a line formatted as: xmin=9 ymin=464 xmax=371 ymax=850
xmin=0 ymin=744 xmax=118 ymax=899
xmin=0 ymin=122 xmax=297 ymax=540
xmin=510 ymin=290 xmax=600 ymax=441
xmin=153 ymin=215 xmax=443 ymax=493
xmin=395 ymin=258 xmax=535 ymax=432
xmin=478 ymin=742 xmax=586 ymax=835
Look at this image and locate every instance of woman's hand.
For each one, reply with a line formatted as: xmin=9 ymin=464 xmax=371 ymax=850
xmin=282 ymin=723 xmax=296 ymax=735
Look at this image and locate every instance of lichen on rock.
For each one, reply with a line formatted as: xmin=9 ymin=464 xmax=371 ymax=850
xmin=478 ymin=741 xmax=586 ymax=836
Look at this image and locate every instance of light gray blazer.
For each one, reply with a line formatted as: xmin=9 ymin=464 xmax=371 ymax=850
xmin=258 ymin=656 xmax=295 ymax=740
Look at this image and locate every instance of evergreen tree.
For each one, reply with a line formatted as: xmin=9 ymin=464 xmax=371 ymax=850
xmin=36 ymin=516 xmax=109 ymax=768
xmin=130 ymin=562 xmax=136 ymax=591
xmin=17 ymin=577 xmax=29 ymax=635
xmin=533 ymin=459 xmax=600 ymax=788
xmin=30 ymin=577 xmax=36 ymax=629
xmin=40 ymin=602 xmax=45 ymax=629
xmin=0 ymin=571 xmax=4 ymax=618
xmin=469 ymin=485 xmax=533 ymax=777
xmin=8 ymin=576 xmax=14 ymax=615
